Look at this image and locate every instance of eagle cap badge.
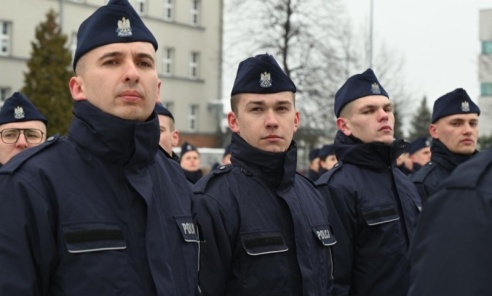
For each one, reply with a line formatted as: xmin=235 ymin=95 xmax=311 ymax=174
xmin=371 ymin=83 xmax=381 ymax=95
xmin=259 ymin=72 xmax=272 ymax=88
xmin=461 ymin=101 xmax=470 ymax=112
xmin=116 ymin=17 xmax=132 ymax=37
xmin=14 ymin=106 xmax=25 ymax=119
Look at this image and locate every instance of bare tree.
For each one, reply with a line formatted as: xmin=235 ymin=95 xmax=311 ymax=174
xmin=223 ymin=0 xmax=415 ymax=149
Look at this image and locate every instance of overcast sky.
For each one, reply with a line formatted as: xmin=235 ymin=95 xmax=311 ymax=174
xmin=346 ymin=0 xmax=492 ymax=111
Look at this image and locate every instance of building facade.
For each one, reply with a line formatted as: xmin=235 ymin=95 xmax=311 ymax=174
xmin=0 ymin=0 xmax=224 ymax=147
xmin=479 ymin=8 xmax=492 ymax=136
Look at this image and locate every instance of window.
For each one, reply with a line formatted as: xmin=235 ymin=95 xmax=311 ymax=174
xmin=189 ymin=52 xmax=200 ymax=79
xmin=0 ymin=87 xmax=11 ymax=106
xmin=0 ymin=21 xmax=11 ymax=56
xmin=162 ymin=47 xmax=174 ymax=76
xmin=163 ymin=102 xmax=174 ymax=114
xmin=481 ymin=83 xmax=492 ymax=96
xmin=188 ymin=104 xmax=198 ymax=131
xmin=163 ymin=0 xmax=174 ymax=20
xmin=482 ymin=41 xmax=492 ymax=55
xmin=135 ymin=0 xmax=146 ymax=15
xmin=190 ymin=0 xmax=200 ymax=25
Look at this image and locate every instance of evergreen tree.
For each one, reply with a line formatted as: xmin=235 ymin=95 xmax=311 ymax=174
xmin=22 ymin=9 xmax=73 ymax=136
xmin=408 ymin=96 xmax=432 ymax=141
xmin=478 ymin=135 xmax=492 ymax=151
xmin=393 ymin=100 xmax=405 ymax=140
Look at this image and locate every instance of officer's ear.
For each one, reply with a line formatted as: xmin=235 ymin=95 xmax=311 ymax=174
xmin=228 ymin=111 xmax=240 ymax=134
xmin=429 ymin=124 xmax=438 ymax=139
xmin=69 ymin=76 xmax=86 ymax=102
xmin=336 ymin=117 xmax=352 ymax=137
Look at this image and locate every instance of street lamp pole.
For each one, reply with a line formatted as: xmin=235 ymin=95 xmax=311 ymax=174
xmin=369 ymin=0 xmax=374 ymax=68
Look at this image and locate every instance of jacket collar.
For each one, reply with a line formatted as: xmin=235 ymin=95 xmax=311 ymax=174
xmin=229 ymin=133 xmax=297 ymax=189
xmin=68 ymin=100 xmax=159 ymax=168
xmin=430 ymin=139 xmax=477 ymax=170
xmin=334 ymin=130 xmax=404 ymax=171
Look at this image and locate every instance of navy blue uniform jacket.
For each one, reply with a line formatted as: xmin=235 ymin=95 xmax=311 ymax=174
xmin=193 ymin=133 xmax=336 ymax=295
xmin=0 ymin=101 xmax=199 ymax=295
xmin=408 ymin=147 xmax=492 ymax=295
xmin=316 ymin=131 xmax=421 ymax=296
xmin=411 ymin=139 xmax=477 ymax=203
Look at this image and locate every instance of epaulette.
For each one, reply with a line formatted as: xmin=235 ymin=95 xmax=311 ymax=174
xmin=411 ymin=161 xmax=437 ymax=183
xmin=193 ymin=164 xmax=232 ymax=193
xmin=315 ymin=161 xmax=343 ymax=187
xmin=0 ymin=134 xmax=60 ymax=174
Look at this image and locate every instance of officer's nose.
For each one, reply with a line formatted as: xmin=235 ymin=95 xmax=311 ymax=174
xmin=124 ymin=61 xmax=140 ymax=83
xmin=15 ymin=133 xmax=28 ymax=149
xmin=265 ymin=109 xmax=279 ymax=129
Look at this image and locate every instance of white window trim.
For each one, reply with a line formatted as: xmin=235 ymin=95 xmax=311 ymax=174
xmin=162 ymin=47 xmax=174 ymax=76
xmin=190 ymin=0 xmax=200 ymax=25
xmin=189 ymin=52 xmax=199 ymax=79
xmin=163 ymin=0 xmax=174 ymax=21
xmin=188 ymin=104 xmax=198 ymax=131
xmin=0 ymin=21 xmax=11 ymax=56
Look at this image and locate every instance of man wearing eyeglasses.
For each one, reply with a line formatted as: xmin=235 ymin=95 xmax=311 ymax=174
xmin=0 ymin=92 xmax=47 ymax=166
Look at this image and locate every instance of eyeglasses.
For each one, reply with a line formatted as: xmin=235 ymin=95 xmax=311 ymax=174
xmin=0 ymin=128 xmax=45 ymax=144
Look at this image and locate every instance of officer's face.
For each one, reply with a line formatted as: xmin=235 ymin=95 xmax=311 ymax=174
xmin=320 ymin=155 xmax=337 ymax=171
xmin=410 ymin=147 xmax=431 ymax=166
xmin=337 ymin=95 xmax=394 ymax=145
xmin=0 ymin=121 xmax=47 ymax=165
xmin=158 ymin=114 xmax=178 ymax=156
xmin=180 ymin=151 xmax=201 ymax=171
xmin=430 ymin=113 xmax=479 ymax=155
xmin=69 ymin=42 xmax=161 ymax=122
xmin=227 ymin=92 xmax=300 ymax=153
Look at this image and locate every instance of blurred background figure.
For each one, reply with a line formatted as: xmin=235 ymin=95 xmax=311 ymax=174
xmin=407 ymin=136 xmax=432 ymax=174
xmin=155 ymin=103 xmax=179 ymax=161
xmin=306 ymin=147 xmax=320 ymax=181
xmin=0 ymin=92 xmax=48 ymax=166
xmin=318 ymin=144 xmax=337 ymax=175
xmin=180 ymin=141 xmax=203 ymax=184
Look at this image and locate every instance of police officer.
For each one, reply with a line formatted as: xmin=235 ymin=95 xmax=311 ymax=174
xmin=155 ymin=103 xmax=180 ymax=161
xmin=315 ymin=68 xmax=421 ymax=296
xmin=408 ymin=147 xmax=492 ymax=295
xmin=412 ymin=88 xmax=479 ymax=203
xmin=0 ymin=0 xmax=199 ymax=295
xmin=193 ymin=53 xmax=336 ymax=295
xmin=403 ymin=136 xmax=432 ymax=176
xmin=306 ymin=147 xmax=321 ymax=181
xmin=0 ymin=92 xmax=47 ymax=166
xmin=318 ymin=144 xmax=337 ymax=175
xmin=180 ymin=141 xmax=203 ymax=184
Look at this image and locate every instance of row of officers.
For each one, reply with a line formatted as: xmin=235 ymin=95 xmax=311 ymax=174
xmin=0 ymin=0 xmax=489 ymax=295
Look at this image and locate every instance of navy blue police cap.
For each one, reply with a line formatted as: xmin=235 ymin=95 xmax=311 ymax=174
xmin=0 ymin=92 xmax=48 ymax=125
xmin=408 ymin=136 xmax=431 ymax=155
xmin=334 ymin=68 xmax=389 ymax=117
xmin=231 ymin=53 xmax=296 ymax=96
xmin=181 ymin=141 xmax=198 ymax=157
xmin=431 ymin=88 xmax=480 ymax=123
xmin=308 ymin=148 xmax=320 ymax=161
xmin=154 ymin=103 xmax=174 ymax=121
xmin=318 ymin=144 xmax=336 ymax=159
xmin=73 ymin=0 xmax=158 ymax=70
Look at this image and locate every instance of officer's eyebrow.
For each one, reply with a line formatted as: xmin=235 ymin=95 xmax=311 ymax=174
xmin=98 ymin=51 xmax=123 ymax=61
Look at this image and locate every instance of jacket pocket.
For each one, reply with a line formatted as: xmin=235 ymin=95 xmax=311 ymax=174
xmin=63 ymin=222 xmax=126 ymax=254
xmin=241 ymin=231 xmax=288 ymax=256
xmin=361 ymin=204 xmax=399 ymax=226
